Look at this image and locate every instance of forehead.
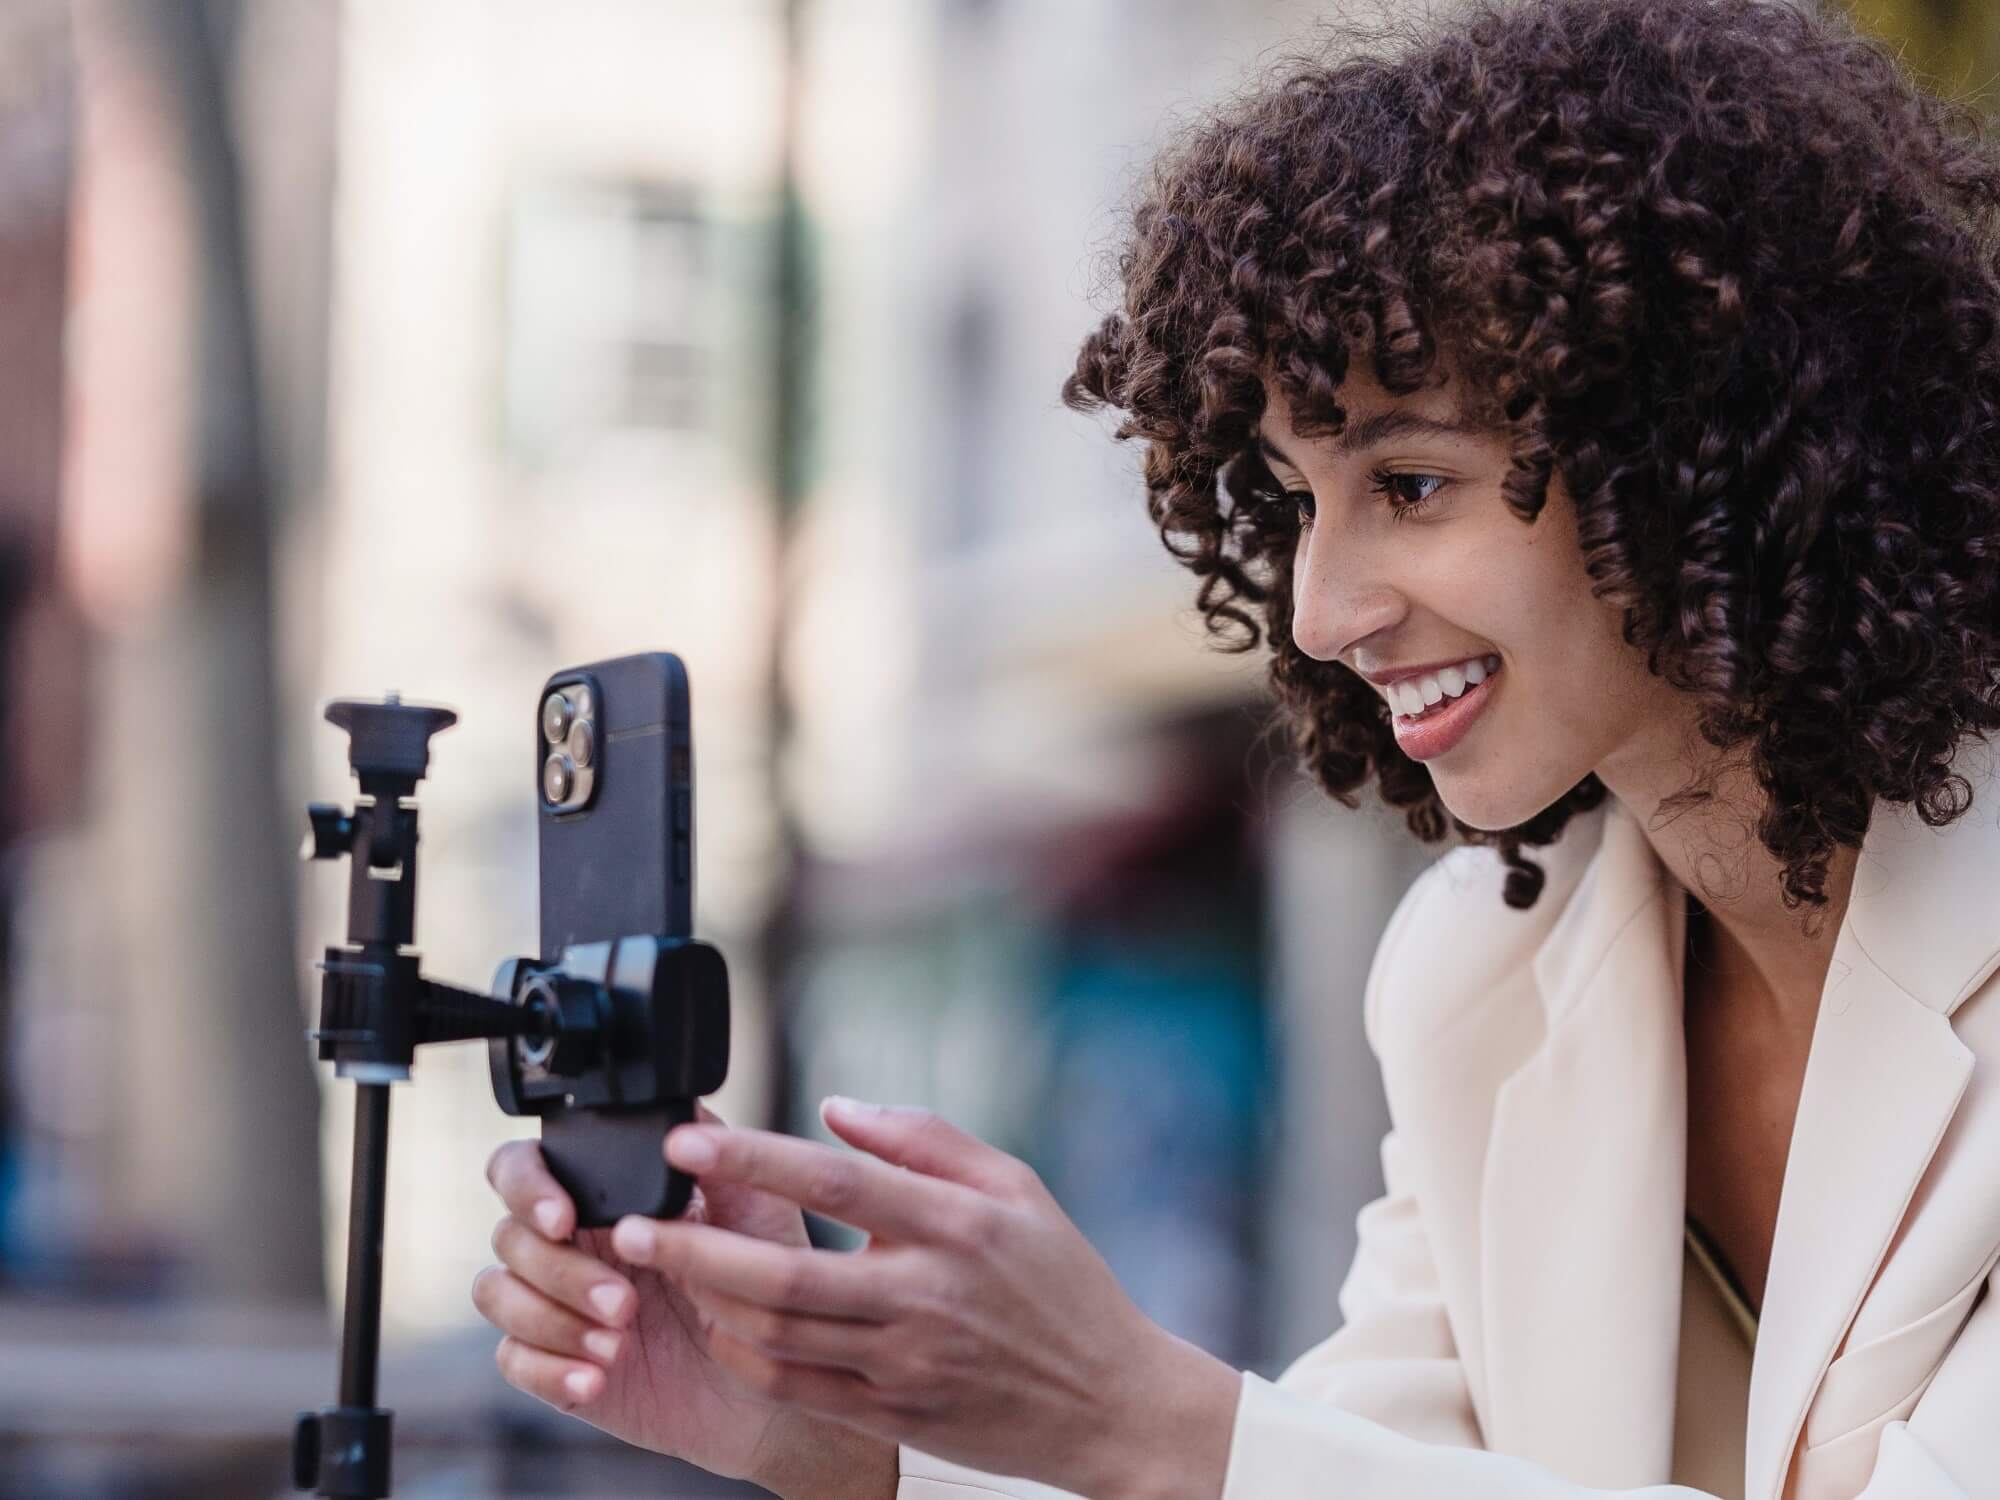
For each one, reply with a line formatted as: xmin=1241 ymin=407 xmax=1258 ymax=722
xmin=1259 ymin=356 xmax=1467 ymax=439
xmin=1257 ymin=366 xmax=1484 ymax=466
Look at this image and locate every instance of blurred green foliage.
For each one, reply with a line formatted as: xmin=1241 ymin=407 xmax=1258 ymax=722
xmin=1841 ymin=0 xmax=2000 ymax=108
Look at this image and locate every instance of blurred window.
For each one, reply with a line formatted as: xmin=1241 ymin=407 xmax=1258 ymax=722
xmin=502 ymin=178 xmax=707 ymax=466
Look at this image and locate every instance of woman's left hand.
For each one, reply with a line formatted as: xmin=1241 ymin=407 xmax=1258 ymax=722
xmin=605 ymin=1097 xmax=1241 ymax=1500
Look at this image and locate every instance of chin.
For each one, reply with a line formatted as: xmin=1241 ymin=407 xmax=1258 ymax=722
xmin=1431 ymin=772 xmax=1573 ymax=835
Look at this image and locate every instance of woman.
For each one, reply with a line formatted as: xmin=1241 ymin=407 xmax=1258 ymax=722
xmin=473 ymin=0 xmax=2000 ymax=1495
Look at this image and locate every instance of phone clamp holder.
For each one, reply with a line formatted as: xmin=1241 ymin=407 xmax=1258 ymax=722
xmin=291 ymin=694 xmax=729 ymax=1498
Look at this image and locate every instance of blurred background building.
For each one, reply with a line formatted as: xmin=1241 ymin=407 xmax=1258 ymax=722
xmin=0 ymin=0 xmax=1986 ymax=1496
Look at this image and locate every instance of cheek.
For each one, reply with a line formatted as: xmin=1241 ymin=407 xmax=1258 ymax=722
xmin=1462 ymin=504 xmax=1600 ymax=638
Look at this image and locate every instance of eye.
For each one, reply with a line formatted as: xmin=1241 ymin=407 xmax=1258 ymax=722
xmin=1251 ymin=471 xmax=1449 ymax=529
xmin=1369 ymin=468 xmax=1447 ymax=520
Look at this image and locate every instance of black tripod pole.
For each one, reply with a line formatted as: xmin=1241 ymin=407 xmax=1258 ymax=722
xmin=294 ymin=1078 xmax=396 ymax=1497
xmin=340 ymin=1084 xmax=392 ymax=1412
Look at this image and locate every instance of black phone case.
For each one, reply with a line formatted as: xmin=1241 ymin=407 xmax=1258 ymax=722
xmin=536 ymin=652 xmax=697 ymax=1227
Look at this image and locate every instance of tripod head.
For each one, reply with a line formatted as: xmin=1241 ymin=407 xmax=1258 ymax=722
xmin=303 ymin=695 xmax=535 ymax=1083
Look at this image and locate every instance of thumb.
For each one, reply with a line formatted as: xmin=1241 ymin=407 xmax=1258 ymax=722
xmin=818 ymin=1096 xmax=1039 ymax=1202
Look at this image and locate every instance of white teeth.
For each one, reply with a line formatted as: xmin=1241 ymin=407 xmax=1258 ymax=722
xmin=1391 ymin=655 xmax=1499 ymax=719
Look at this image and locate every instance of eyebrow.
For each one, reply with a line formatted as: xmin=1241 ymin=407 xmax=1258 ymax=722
xmin=1255 ymin=410 xmax=1486 ymax=470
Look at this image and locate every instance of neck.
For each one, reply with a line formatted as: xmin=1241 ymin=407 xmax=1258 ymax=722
xmin=1607 ymin=758 xmax=1859 ymax=1039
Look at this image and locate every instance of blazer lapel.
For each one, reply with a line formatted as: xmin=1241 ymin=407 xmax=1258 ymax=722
xmin=1479 ymin=800 xmax=1689 ymax=1486
xmin=1744 ymin=738 xmax=2000 ymax=1500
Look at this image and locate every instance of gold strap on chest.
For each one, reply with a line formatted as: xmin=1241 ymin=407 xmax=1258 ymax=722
xmin=1684 ymin=1214 xmax=1760 ymax=1350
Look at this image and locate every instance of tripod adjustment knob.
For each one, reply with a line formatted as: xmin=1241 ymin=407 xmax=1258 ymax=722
xmin=302 ymin=803 xmax=356 ymax=862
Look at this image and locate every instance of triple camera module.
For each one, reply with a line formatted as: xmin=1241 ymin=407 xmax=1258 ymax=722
xmin=541 ymin=681 xmax=597 ymax=810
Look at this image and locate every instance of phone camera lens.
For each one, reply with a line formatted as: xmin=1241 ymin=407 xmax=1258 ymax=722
xmin=542 ymin=751 xmax=574 ymax=804
xmin=542 ymin=692 xmax=573 ymax=745
xmin=566 ymin=719 xmax=595 ymax=768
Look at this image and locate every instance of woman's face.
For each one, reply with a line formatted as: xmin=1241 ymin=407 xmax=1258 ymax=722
xmin=1264 ymin=360 xmax=1688 ymax=830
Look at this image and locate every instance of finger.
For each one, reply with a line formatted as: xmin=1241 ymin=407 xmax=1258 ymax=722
xmin=688 ymin=1284 xmax=882 ymax=1372
xmin=663 ymin=1124 xmax=969 ymax=1240
xmin=495 ymin=1334 xmax=609 ymax=1413
xmin=486 ymin=1139 xmax=574 ymax=1240
xmin=492 ymin=1215 xmax=637 ymax=1328
xmin=819 ymin=1097 xmax=1043 ymax=1203
xmin=472 ymin=1265 xmax=626 ymax=1368
xmin=702 ymin=1325 xmax=879 ymax=1422
xmin=612 ymin=1217 xmax=894 ymax=1321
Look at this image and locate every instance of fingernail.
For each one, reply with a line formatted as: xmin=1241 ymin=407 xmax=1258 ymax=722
xmin=823 ymin=1094 xmax=881 ymax=1121
xmin=611 ymin=1217 xmax=655 ymax=1263
xmin=566 ymin=1368 xmax=598 ymax=1400
xmin=666 ymin=1127 xmax=717 ymax=1171
xmin=583 ymin=1328 xmax=621 ymax=1363
xmin=589 ymin=1282 xmax=629 ymax=1321
xmin=534 ymin=1200 xmax=564 ymax=1237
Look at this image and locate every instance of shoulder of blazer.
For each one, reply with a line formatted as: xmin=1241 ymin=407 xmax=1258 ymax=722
xmin=1364 ymin=802 xmax=1617 ymax=1070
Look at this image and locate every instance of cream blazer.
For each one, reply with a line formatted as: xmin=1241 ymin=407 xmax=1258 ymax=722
xmin=899 ymin=736 xmax=2000 ymax=1500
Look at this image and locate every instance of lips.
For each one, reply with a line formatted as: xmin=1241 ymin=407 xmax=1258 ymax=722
xmin=1388 ymin=662 xmax=1501 ymax=762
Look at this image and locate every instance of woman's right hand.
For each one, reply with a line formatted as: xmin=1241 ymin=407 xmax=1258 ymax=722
xmin=475 ymin=1103 xmax=897 ymax=1499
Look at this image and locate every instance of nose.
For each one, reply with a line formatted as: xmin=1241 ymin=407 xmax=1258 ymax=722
xmin=1290 ymin=525 xmax=1403 ymax=663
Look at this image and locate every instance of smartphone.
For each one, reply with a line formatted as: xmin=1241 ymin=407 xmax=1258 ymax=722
xmin=534 ymin=651 xmax=698 ymax=1226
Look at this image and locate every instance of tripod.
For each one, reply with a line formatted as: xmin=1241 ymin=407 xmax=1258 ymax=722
xmin=290 ymin=692 xmax=729 ymax=1496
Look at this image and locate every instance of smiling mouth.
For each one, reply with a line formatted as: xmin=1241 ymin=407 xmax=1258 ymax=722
xmin=1384 ymin=656 xmax=1502 ymax=720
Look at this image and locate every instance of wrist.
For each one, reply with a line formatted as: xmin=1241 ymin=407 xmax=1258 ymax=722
xmin=1087 ymin=1328 xmax=1241 ymax=1500
xmin=753 ymin=1409 xmax=898 ymax=1500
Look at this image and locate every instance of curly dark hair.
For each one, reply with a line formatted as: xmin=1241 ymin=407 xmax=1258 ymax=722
xmin=1060 ymin=0 xmax=2000 ymax=917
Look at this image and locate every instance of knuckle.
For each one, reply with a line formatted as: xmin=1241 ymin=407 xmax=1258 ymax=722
xmin=470 ymin=1265 xmax=502 ymax=1316
xmin=769 ymin=1264 xmax=802 ymax=1306
xmin=772 ymin=1259 xmax=817 ymax=1307
xmin=876 ymin=1387 xmax=927 ymax=1419
xmin=909 ymin=1266 xmax=957 ymax=1320
xmin=935 ymin=1199 xmax=994 ymax=1249
xmin=491 ymin=1216 xmax=520 ymax=1262
xmin=748 ymin=1305 xmax=794 ymax=1351
xmin=935 ymin=1324 xmax=983 ymax=1381
xmin=880 ymin=1353 xmax=943 ymax=1413
xmin=810 ymin=1159 xmax=862 ymax=1215
xmin=1002 ymin=1160 xmax=1045 ymax=1201
xmin=883 ymin=1337 xmax=933 ymax=1391
xmin=982 ymin=1201 xmax=1032 ymax=1253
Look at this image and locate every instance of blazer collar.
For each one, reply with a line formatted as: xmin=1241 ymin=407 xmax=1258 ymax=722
xmin=1479 ymin=737 xmax=1999 ymax=1497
